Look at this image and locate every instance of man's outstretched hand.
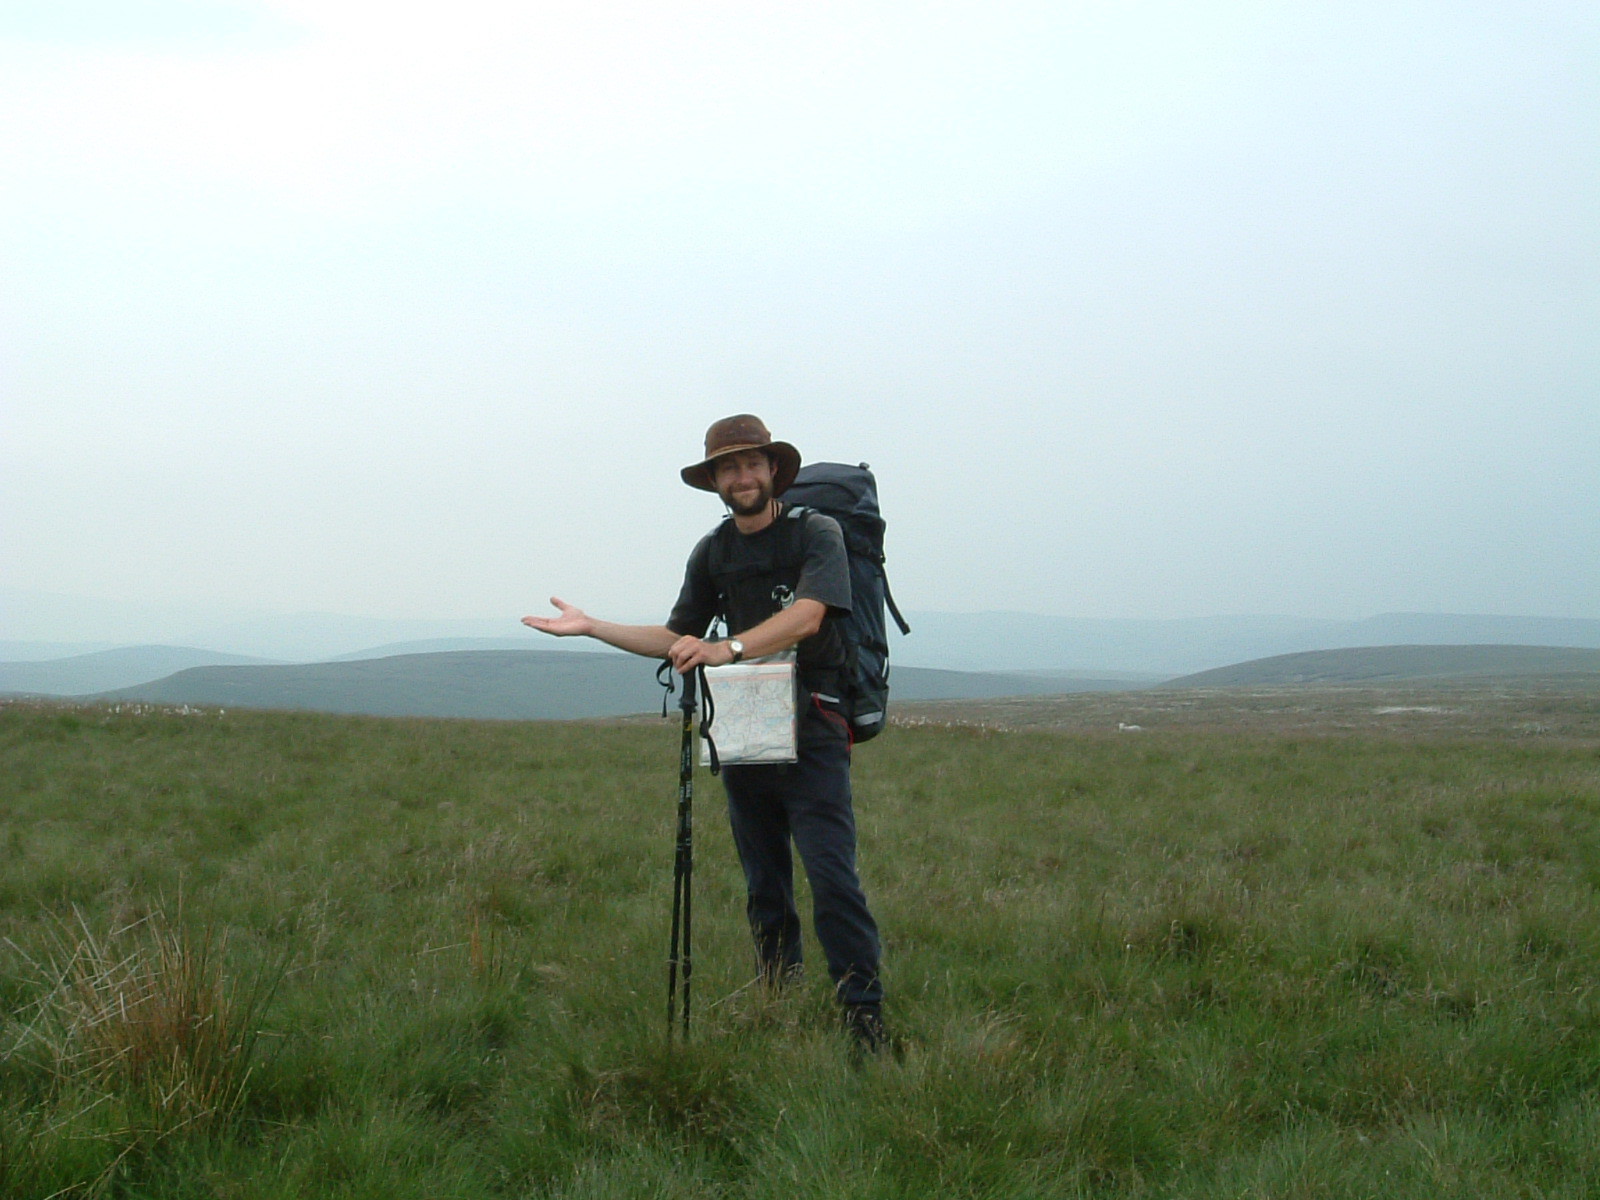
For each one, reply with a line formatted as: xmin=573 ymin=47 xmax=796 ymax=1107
xmin=522 ymin=597 xmax=593 ymax=638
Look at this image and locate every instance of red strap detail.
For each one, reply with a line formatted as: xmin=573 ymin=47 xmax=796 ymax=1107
xmin=813 ymin=694 xmax=854 ymax=748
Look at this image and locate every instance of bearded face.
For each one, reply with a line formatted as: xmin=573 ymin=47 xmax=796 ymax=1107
xmin=713 ymin=449 xmax=777 ymax=517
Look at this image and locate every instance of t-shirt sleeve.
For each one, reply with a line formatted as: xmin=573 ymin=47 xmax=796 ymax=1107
xmin=666 ymin=534 xmax=719 ymax=636
xmin=796 ymin=513 xmax=852 ymax=617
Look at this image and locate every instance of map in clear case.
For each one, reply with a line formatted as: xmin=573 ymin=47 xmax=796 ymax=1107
xmin=700 ymin=659 xmax=798 ymax=766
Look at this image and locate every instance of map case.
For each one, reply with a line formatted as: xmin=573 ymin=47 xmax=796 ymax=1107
xmin=700 ymin=659 xmax=798 ymax=765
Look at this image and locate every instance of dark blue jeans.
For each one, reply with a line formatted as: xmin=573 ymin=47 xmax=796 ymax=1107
xmin=720 ymin=698 xmax=883 ymax=1007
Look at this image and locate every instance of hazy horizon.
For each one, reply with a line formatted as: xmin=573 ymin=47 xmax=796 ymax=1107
xmin=4 ymin=2 xmax=1596 ymax=631
xmin=7 ymin=582 xmax=1600 ymax=669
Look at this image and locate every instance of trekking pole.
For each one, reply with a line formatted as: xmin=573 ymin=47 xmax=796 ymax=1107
xmin=666 ymin=665 xmax=696 ymax=1040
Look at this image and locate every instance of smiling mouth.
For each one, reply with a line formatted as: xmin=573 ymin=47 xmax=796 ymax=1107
xmin=726 ymin=483 xmax=767 ymax=512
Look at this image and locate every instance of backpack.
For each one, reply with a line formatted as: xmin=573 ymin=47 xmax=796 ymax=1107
xmin=782 ymin=462 xmax=910 ymax=742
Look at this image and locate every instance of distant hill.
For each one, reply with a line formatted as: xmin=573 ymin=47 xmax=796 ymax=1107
xmin=899 ymin=612 xmax=1600 ymax=675
xmin=1168 ymin=645 xmax=1600 ymax=688
xmin=0 ymin=588 xmax=607 ymax=663
xmin=93 ymin=650 xmax=1157 ymax=720
xmin=899 ymin=612 xmax=1338 ymax=674
xmin=1328 ymin=614 xmax=1600 ymax=649
xmin=99 ymin=651 xmax=658 ymax=720
xmin=0 ymin=646 xmax=279 ymax=697
xmin=0 ymin=639 xmax=121 ymax=663
xmin=329 ymin=637 xmax=554 ymax=661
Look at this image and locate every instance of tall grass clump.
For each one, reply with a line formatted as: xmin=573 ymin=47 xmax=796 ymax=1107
xmin=2 ymin=905 xmax=276 ymax=1195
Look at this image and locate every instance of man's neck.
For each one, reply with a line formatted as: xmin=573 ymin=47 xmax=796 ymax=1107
xmin=731 ymin=499 xmax=780 ymax=535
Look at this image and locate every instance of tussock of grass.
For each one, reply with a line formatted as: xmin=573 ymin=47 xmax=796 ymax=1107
xmin=2 ymin=905 xmax=276 ymax=1196
xmin=38 ymin=910 xmax=266 ymax=1122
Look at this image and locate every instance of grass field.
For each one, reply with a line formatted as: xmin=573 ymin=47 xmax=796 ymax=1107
xmin=3 ymin=687 xmax=1599 ymax=1198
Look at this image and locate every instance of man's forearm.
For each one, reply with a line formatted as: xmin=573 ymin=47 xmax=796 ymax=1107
xmin=664 ymin=599 xmax=826 ymax=672
xmin=732 ymin=599 xmax=826 ymax=660
xmin=586 ymin=620 xmax=679 ymax=658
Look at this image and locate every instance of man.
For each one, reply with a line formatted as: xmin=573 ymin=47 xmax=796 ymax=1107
xmin=522 ymin=414 xmax=888 ymax=1052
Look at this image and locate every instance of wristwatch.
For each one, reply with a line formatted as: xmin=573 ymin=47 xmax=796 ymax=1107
xmin=727 ymin=639 xmax=745 ymax=663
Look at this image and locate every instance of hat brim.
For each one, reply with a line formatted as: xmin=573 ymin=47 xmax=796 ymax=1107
xmin=681 ymin=441 xmax=801 ymax=496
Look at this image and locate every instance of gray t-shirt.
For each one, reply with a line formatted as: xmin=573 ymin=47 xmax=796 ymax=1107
xmin=667 ymin=505 xmax=851 ymax=684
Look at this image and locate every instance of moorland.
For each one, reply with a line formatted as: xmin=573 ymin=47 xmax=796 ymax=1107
xmin=3 ymin=681 xmax=1599 ymax=1198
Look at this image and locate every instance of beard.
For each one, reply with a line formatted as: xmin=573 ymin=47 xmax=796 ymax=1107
xmin=719 ymin=477 xmax=774 ymax=517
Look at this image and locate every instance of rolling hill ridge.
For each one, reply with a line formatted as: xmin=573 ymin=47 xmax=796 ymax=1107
xmin=93 ymin=650 xmax=1151 ymax=720
xmin=1169 ymin=644 xmax=1600 ymax=687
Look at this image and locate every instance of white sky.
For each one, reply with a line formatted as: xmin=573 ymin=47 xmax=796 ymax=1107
xmin=3 ymin=0 xmax=1596 ymax=639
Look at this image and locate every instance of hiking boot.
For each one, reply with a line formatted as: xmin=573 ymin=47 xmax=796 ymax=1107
xmin=843 ymin=1003 xmax=891 ymax=1056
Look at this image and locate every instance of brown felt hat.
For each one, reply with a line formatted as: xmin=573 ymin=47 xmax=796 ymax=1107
xmin=680 ymin=414 xmax=802 ymax=495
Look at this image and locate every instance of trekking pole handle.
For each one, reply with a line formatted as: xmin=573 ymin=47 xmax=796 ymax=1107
xmin=679 ymin=663 xmax=698 ymax=714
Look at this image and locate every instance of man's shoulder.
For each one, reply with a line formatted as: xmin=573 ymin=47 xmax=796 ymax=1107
xmin=691 ymin=521 xmax=726 ymax=549
xmin=787 ymin=505 xmax=843 ymax=540
xmin=683 ymin=523 xmax=723 ymax=572
xmin=795 ymin=510 xmax=845 ymax=565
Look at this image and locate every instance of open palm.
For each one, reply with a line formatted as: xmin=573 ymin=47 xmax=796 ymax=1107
xmin=521 ymin=597 xmax=591 ymax=637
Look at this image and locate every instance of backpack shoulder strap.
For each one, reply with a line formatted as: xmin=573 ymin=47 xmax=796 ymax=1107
xmin=703 ymin=516 xmax=734 ymax=632
xmin=783 ymin=502 xmax=810 ymax=555
xmin=701 ymin=516 xmax=730 ymax=585
xmin=884 ymin=576 xmax=911 ymax=635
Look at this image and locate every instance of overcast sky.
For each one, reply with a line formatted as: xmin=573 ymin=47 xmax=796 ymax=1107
xmin=2 ymin=0 xmax=1596 ymax=643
